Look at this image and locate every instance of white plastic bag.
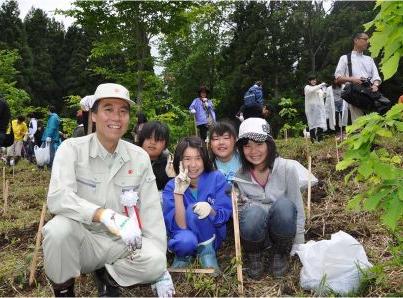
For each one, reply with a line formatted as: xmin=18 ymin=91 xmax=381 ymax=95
xmin=34 ymin=141 xmax=50 ymax=166
xmin=289 ymin=160 xmax=318 ymax=191
xmin=296 ymin=231 xmax=372 ymax=295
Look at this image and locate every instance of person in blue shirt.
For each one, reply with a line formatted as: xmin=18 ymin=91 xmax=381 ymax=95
xmin=162 ymin=136 xmax=232 ymax=273
xmin=41 ymin=105 xmax=61 ymax=167
xmin=189 ymin=86 xmax=216 ymax=142
xmin=209 ymin=121 xmax=241 ymax=184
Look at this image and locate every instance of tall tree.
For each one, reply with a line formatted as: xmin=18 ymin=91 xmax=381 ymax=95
xmin=0 ymin=0 xmax=33 ymax=92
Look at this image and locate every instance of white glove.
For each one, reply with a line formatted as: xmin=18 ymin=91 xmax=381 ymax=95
xmin=165 ymin=154 xmax=176 ymax=178
xmin=174 ymin=161 xmax=190 ymax=195
xmin=100 ymin=209 xmax=142 ymax=249
xmin=151 ymin=270 xmax=175 ymax=298
xmin=290 ymin=244 xmax=303 ymax=256
xmin=190 ymin=109 xmax=196 ymax=114
xmin=193 ymin=201 xmax=212 ymax=219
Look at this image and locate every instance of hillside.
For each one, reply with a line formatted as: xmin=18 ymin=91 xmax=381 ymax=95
xmin=0 ymin=135 xmax=401 ymax=297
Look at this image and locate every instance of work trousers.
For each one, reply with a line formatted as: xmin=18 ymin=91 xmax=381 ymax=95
xmin=168 ymin=205 xmax=218 ymax=257
xmin=239 ymin=199 xmax=297 ymax=252
xmin=42 ymin=215 xmax=166 ymax=287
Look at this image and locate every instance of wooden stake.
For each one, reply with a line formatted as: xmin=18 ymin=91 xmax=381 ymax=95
xmin=307 ymin=156 xmax=312 ymax=221
xmin=284 ymin=129 xmax=288 ymax=142
xmin=3 ymin=179 xmax=8 ymax=214
xmin=335 ymin=136 xmax=340 ymax=163
xmin=193 ymin=114 xmax=198 ymax=137
xmin=231 ymin=184 xmax=244 ymax=295
xmin=87 ymin=110 xmax=93 ymax=135
xmin=29 ymin=203 xmax=47 ymax=286
xmin=2 ymin=167 xmax=5 ymax=198
xmin=168 ymin=268 xmax=214 ymax=274
xmin=12 ymin=165 xmax=14 ymax=178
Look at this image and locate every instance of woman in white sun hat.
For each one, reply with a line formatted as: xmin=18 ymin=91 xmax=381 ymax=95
xmin=232 ymin=117 xmax=305 ymax=279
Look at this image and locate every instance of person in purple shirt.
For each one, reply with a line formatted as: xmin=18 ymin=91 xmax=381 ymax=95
xmin=162 ymin=136 xmax=231 ymax=273
xmin=189 ymin=86 xmax=216 ymax=142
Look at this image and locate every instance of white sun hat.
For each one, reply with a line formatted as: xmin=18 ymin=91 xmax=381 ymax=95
xmin=237 ymin=117 xmax=272 ymax=143
xmin=93 ymin=83 xmax=134 ymax=107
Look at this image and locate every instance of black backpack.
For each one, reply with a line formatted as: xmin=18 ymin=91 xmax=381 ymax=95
xmin=2 ymin=121 xmax=14 ymax=147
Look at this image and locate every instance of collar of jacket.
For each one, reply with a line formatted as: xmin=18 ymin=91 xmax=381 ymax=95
xmin=89 ymin=134 xmax=131 ymax=163
xmin=233 ymin=157 xmax=282 ymax=185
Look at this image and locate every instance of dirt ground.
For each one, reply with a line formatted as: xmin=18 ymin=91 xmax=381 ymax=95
xmin=0 ymin=136 xmax=401 ymax=297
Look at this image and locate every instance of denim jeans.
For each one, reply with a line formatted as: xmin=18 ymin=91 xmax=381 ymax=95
xmin=239 ymin=199 xmax=297 ymax=250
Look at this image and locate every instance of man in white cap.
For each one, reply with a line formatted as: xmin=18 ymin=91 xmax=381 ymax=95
xmin=42 ymin=83 xmax=174 ymax=297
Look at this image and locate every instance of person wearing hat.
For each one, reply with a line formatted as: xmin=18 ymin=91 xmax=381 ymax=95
xmin=232 ymin=118 xmax=305 ymax=279
xmin=304 ymin=75 xmax=327 ymax=142
xmin=189 ymin=85 xmax=216 ymax=142
xmin=42 ymin=83 xmax=174 ymax=297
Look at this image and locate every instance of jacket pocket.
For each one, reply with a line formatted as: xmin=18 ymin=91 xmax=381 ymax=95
xmin=76 ymin=168 xmax=106 ymax=206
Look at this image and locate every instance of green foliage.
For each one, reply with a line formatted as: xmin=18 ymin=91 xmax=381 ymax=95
xmin=0 ymin=49 xmax=30 ymax=116
xmin=365 ymin=1 xmax=403 ymax=80
xmin=336 ymin=104 xmax=403 ymax=230
xmin=278 ymin=97 xmax=305 ymax=138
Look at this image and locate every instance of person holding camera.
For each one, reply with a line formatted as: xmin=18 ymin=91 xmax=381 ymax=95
xmin=334 ymin=32 xmax=381 ymax=122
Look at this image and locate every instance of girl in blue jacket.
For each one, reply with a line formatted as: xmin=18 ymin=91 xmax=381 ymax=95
xmin=162 ymin=136 xmax=232 ymax=272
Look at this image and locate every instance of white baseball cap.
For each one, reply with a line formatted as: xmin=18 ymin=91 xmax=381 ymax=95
xmin=237 ymin=117 xmax=272 ymax=143
xmin=93 ymin=83 xmax=134 ymax=107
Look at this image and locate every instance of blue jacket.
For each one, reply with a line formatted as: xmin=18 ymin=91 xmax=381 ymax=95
xmin=162 ymin=171 xmax=232 ymax=243
xmin=247 ymin=84 xmax=264 ymax=106
xmin=42 ymin=113 xmax=61 ymax=148
xmin=189 ymin=97 xmax=216 ymax=126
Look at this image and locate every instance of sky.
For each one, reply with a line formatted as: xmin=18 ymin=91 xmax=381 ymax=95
xmin=17 ymin=0 xmax=75 ymax=28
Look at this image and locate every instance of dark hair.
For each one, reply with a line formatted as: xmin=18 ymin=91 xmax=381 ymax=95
xmin=243 ymin=105 xmax=263 ymax=119
xmin=91 ymin=98 xmax=130 ymax=113
xmin=136 ymin=111 xmax=148 ymax=123
xmin=307 ymin=74 xmax=316 ymax=82
xmin=138 ymin=121 xmax=170 ymax=148
xmin=17 ymin=115 xmax=25 ymax=122
xmin=236 ymin=137 xmax=278 ymax=173
xmin=353 ymin=32 xmax=367 ymax=40
xmin=198 ymin=85 xmax=210 ymax=96
xmin=255 ymin=80 xmax=263 ymax=86
xmin=48 ymin=105 xmax=56 ymax=113
xmin=209 ymin=121 xmax=237 ymax=140
xmin=173 ymin=136 xmax=213 ymax=174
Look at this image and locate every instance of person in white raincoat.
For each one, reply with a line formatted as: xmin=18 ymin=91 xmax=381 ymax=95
xmin=325 ymin=77 xmax=348 ymax=139
xmin=304 ymin=75 xmax=327 ymax=142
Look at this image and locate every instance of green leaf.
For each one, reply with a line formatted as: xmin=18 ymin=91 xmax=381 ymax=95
xmin=347 ymin=195 xmax=363 ymax=211
xmin=336 ymin=159 xmax=356 ymax=171
xmin=381 ymin=194 xmax=403 ymax=230
xmin=373 ymin=162 xmax=396 ymax=180
xmin=363 ymin=188 xmax=389 ymax=211
xmin=390 ymin=155 xmax=402 ymax=165
xmin=357 ymin=162 xmax=373 ymax=179
xmin=395 ymin=121 xmax=403 ymax=132
xmin=398 ymin=186 xmax=403 ymax=201
xmin=381 ymin=51 xmax=400 ymax=80
xmin=375 ymin=128 xmax=393 ymax=138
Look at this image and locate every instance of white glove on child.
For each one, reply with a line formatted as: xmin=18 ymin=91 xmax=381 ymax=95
xmin=193 ymin=202 xmax=212 ymax=219
xmin=151 ymin=270 xmax=175 ymax=298
xmin=190 ymin=109 xmax=196 ymax=114
xmin=100 ymin=209 xmax=142 ymax=249
xmin=174 ymin=161 xmax=190 ymax=195
xmin=165 ymin=154 xmax=176 ymax=178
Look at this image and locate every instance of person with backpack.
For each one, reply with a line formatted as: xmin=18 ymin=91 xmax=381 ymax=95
xmin=189 ymin=86 xmax=216 ymax=142
xmin=0 ymin=97 xmax=11 ymax=148
xmin=334 ymin=32 xmax=382 ymax=122
xmin=304 ymin=75 xmax=327 ymax=143
xmin=240 ymin=81 xmax=264 ymax=118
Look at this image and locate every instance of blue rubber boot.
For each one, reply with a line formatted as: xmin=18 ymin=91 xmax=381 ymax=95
xmin=197 ymin=242 xmax=220 ymax=272
xmin=172 ymin=255 xmax=193 ymax=268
